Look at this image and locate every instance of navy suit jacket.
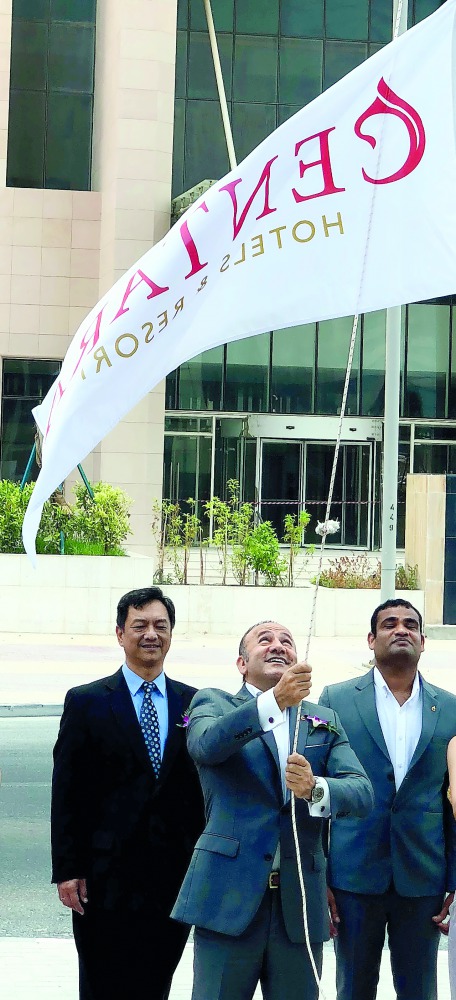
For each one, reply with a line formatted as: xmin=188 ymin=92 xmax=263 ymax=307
xmin=51 ymin=668 xmax=204 ymax=916
xmin=172 ymin=686 xmax=373 ymax=943
xmin=319 ymin=669 xmax=456 ymax=896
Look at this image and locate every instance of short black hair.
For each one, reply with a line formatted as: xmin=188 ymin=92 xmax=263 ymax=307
xmin=116 ymin=587 xmax=175 ymax=630
xmin=370 ymin=598 xmax=422 ymax=637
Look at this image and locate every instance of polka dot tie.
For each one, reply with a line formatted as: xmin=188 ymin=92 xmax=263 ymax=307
xmin=140 ymin=681 xmax=161 ymax=776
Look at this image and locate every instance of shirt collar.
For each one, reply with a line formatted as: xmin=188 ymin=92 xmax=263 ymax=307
xmin=245 ymin=682 xmax=262 ymax=698
xmin=122 ymin=663 xmax=167 ymax=697
xmin=373 ymin=665 xmax=420 ymax=701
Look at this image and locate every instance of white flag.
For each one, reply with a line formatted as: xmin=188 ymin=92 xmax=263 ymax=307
xmin=23 ymin=0 xmax=456 ymax=557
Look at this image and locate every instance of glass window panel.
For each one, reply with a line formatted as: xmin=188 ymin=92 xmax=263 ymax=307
xmin=175 ymin=30 xmax=187 ymax=99
xmin=46 ymin=92 xmax=92 ymax=189
xmin=177 ymin=0 xmax=188 ymax=29
xmin=165 ymin=370 xmax=178 ymax=410
xmin=278 ymin=104 xmax=302 ymax=126
xmin=12 ymin=0 xmax=50 ymax=19
xmin=190 ymin=0 xmax=234 ymax=32
xmin=49 ymin=23 xmax=95 ymax=92
xmin=233 ymin=35 xmax=278 ymax=104
xmin=413 ymin=444 xmax=456 ymax=474
xmin=415 ymin=426 xmax=456 ymax=441
xmin=178 ymin=346 xmax=223 ymax=410
xmin=10 ymin=21 xmax=48 ymax=91
xmin=280 ymin=0 xmax=324 ymax=38
xmin=413 ymin=1 xmax=441 ymax=26
xmin=171 ymin=99 xmax=185 ymax=199
xmin=361 ymin=310 xmax=386 ymax=415
xmin=450 ymin=305 xmax=456 ymax=419
xmin=368 ymin=42 xmax=385 ymax=57
xmin=7 ymin=90 xmax=46 ymax=187
xmin=184 ymin=100 xmax=230 ymax=190
xmin=405 ymin=303 xmax=450 ymax=418
xmin=370 ymin=0 xmax=393 ymax=42
xmin=163 ymin=435 xmax=212 ymax=522
xmin=271 ymin=324 xmax=315 ymax=413
xmin=225 ymin=333 xmax=270 ymax=412
xmin=279 ymin=38 xmax=323 ymax=106
xmin=326 ymin=0 xmax=369 ymax=40
xmin=235 ymin=0 xmax=279 ymax=35
xmin=232 ymin=103 xmax=276 ymax=162
xmin=324 ymin=41 xmax=368 ymax=90
xmin=188 ymin=31 xmax=232 ymax=100
xmin=50 ymin=0 xmax=97 ymax=22
xmin=316 ymin=316 xmax=359 ymax=415
xmin=1 ymin=359 xmax=60 ymax=482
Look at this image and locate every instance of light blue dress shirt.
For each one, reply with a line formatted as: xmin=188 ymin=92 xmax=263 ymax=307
xmin=122 ymin=663 xmax=169 ymax=759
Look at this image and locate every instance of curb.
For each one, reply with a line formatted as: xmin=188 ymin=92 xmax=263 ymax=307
xmin=0 ymin=704 xmax=63 ymax=718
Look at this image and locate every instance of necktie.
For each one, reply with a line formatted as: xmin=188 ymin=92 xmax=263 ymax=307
xmin=140 ymin=681 xmax=161 ymax=776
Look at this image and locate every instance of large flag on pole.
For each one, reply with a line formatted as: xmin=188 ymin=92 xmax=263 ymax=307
xmin=23 ymin=0 xmax=456 ymax=557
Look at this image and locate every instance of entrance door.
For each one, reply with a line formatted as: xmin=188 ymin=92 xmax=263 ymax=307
xmin=260 ymin=441 xmax=302 ymax=539
xmin=305 ymin=442 xmax=372 ymax=547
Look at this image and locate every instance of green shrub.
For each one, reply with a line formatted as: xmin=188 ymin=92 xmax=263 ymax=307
xmin=317 ymin=555 xmax=419 ymax=590
xmin=71 ymin=482 xmax=132 ymax=554
xmin=244 ymin=521 xmax=287 ymax=586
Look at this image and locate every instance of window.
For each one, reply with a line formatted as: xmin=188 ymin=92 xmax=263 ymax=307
xmin=7 ymin=0 xmax=96 ymax=189
xmin=316 ymin=316 xmax=359 ymax=415
xmin=405 ymin=303 xmax=450 ymax=418
xmin=271 ymin=324 xmax=315 ymax=413
xmin=1 ymin=358 xmax=60 ymax=481
xmin=225 ymin=333 xmax=270 ymax=412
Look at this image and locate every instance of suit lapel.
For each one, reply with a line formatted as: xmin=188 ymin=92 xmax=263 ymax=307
xmin=354 ymin=669 xmax=391 ymax=763
xmin=406 ymin=676 xmax=440 ymax=773
xmin=107 ymin=668 xmax=154 ymax=774
xmin=159 ymin=678 xmax=188 ymax=785
xmin=236 ymin=686 xmax=283 ymax=802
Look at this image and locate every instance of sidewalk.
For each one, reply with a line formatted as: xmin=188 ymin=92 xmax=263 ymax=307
xmin=0 ymin=938 xmax=451 ymax=999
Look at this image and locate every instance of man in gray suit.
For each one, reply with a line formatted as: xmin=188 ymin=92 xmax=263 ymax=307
xmin=319 ymin=598 xmax=456 ymax=1000
xmin=172 ymin=619 xmax=373 ymax=1000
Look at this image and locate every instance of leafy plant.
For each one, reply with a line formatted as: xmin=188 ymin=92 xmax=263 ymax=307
xmin=244 ymin=521 xmax=287 ymax=586
xmin=317 ymin=554 xmax=419 ymax=590
xmin=283 ymin=510 xmax=312 ymax=587
xmin=72 ymin=481 xmax=131 ymax=554
xmin=394 ymin=563 xmax=419 ymax=590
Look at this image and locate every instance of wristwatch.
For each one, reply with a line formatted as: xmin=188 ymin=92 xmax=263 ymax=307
xmin=310 ymin=779 xmax=325 ymax=804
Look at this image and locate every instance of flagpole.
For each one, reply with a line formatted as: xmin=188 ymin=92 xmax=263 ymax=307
xmin=380 ymin=0 xmax=408 ymax=601
xmin=203 ymin=0 xmax=237 ymax=170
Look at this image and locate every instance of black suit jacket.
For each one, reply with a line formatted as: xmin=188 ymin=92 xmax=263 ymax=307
xmin=51 ymin=668 xmax=204 ymax=915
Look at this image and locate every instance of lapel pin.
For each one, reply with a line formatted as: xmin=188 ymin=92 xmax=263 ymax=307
xmin=431 ymin=705 xmax=436 ymax=712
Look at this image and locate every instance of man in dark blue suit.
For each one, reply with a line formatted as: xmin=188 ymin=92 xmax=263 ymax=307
xmin=51 ymin=586 xmax=204 ymax=1000
xmin=172 ymin=619 xmax=373 ymax=1000
xmin=319 ymin=598 xmax=456 ymax=1000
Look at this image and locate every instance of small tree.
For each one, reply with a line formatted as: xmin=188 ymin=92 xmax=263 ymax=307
xmin=283 ymin=510 xmax=312 ymax=587
xmin=72 ymin=482 xmax=132 ymax=554
xmin=204 ymin=495 xmax=231 ymax=585
xmin=244 ymin=521 xmax=286 ymax=586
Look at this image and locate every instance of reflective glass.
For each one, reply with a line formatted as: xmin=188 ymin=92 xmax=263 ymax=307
xmin=49 ymin=23 xmax=95 ymax=92
xmin=12 ymin=0 xmax=50 ymax=19
xmin=175 ymin=31 xmax=187 ymax=99
xmin=413 ymin=444 xmax=456 ymax=474
xmin=190 ymin=0 xmax=234 ymax=32
xmin=225 ymin=333 xmax=270 ymax=412
xmin=178 ymin=346 xmax=223 ymax=410
xmin=188 ymin=31 xmax=232 ymax=100
xmin=0 ymin=359 xmax=60 ymax=482
xmin=177 ymin=0 xmax=188 ymax=29
xmin=271 ymin=324 xmax=315 ymax=413
xmin=46 ymin=92 xmax=93 ymax=189
xmin=316 ymin=316 xmax=359 ymax=415
xmin=370 ymin=0 xmax=393 ymax=42
xmin=406 ymin=303 xmax=450 ymax=418
xmin=278 ymin=104 xmax=301 ymax=126
xmin=280 ymin=0 xmax=323 ymax=38
xmin=324 ymin=41 xmax=368 ymax=90
xmin=279 ymin=38 xmax=323 ymax=106
xmin=235 ymin=0 xmax=279 ymax=35
xmin=50 ymin=0 xmax=96 ymax=22
xmin=261 ymin=441 xmax=301 ymax=539
xmin=233 ymin=36 xmax=278 ymax=104
xmin=10 ymin=21 xmax=48 ymax=90
xmin=7 ymin=91 xmax=46 ymax=187
xmin=326 ymin=0 xmax=369 ymax=40
xmin=165 ymin=370 xmax=178 ymax=409
xmin=413 ymin=1 xmax=441 ymax=25
xmin=361 ymin=310 xmax=386 ymax=415
xmin=415 ymin=426 xmax=456 ymax=441
xmin=232 ymin=103 xmax=276 ymax=162
xmin=184 ymin=100 xmax=230 ymax=190
xmin=171 ymin=99 xmax=185 ymax=198
xmin=451 ymin=305 xmax=456 ymax=419
xmin=163 ymin=434 xmax=212 ymax=522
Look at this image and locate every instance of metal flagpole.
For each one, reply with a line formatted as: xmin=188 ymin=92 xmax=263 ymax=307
xmin=380 ymin=0 xmax=408 ymax=601
xmin=203 ymin=0 xmax=237 ymax=170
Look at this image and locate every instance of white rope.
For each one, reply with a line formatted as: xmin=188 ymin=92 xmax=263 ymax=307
xmin=289 ymin=2 xmax=406 ymax=994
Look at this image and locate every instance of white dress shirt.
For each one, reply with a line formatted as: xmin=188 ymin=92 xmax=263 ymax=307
xmin=246 ymin=683 xmax=330 ymax=817
xmin=373 ymin=666 xmax=422 ymax=789
xmin=122 ymin=663 xmax=169 ymax=759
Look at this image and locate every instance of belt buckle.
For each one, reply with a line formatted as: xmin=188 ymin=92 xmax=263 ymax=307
xmin=268 ymin=871 xmax=280 ymax=889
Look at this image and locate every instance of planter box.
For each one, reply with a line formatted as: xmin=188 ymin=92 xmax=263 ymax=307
xmin=0 ymin=555 xmax=424 ymax=636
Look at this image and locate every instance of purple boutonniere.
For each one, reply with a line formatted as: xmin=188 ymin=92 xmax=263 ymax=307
xmin=177 ymin=712 xmax=190 ymax=728
xmin=301 ymin=714 xmax=339 ymax=736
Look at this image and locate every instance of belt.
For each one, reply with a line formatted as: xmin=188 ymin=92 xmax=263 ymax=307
xmin=268 ymin=870 xmax=280 ymax=889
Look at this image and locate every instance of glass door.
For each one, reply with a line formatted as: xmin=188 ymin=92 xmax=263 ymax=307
xmin=304 ymin=442 xmax=372 ymax=547
xmin=260 ymin=441 xmax=302 ymax=540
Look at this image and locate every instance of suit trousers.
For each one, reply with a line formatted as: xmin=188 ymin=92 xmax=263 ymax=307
xmin=332 ymin=886 xmax=444 ymax=1000
xmin=192 ymin=886 xmax=323 ymax=1000
xmin=73 ymin=903 xmax=190 ymax=1000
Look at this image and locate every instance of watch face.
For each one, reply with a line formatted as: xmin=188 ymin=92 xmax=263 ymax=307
xmin=311 ymin=784 xmax=325 ymax=803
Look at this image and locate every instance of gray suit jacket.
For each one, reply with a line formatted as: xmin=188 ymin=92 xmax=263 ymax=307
xmin=319 ymin=669 xmax=456 ymax=896
xmin=172 ymin=686 xmax=373 ymax=943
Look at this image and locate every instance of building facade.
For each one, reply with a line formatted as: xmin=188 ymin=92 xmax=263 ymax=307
xmin=0 ymin=0 xmax=453 ymax=553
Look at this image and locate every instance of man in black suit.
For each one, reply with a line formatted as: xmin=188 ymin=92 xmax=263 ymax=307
xmin=51 ymin=586 xmax=204 ymax=1000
